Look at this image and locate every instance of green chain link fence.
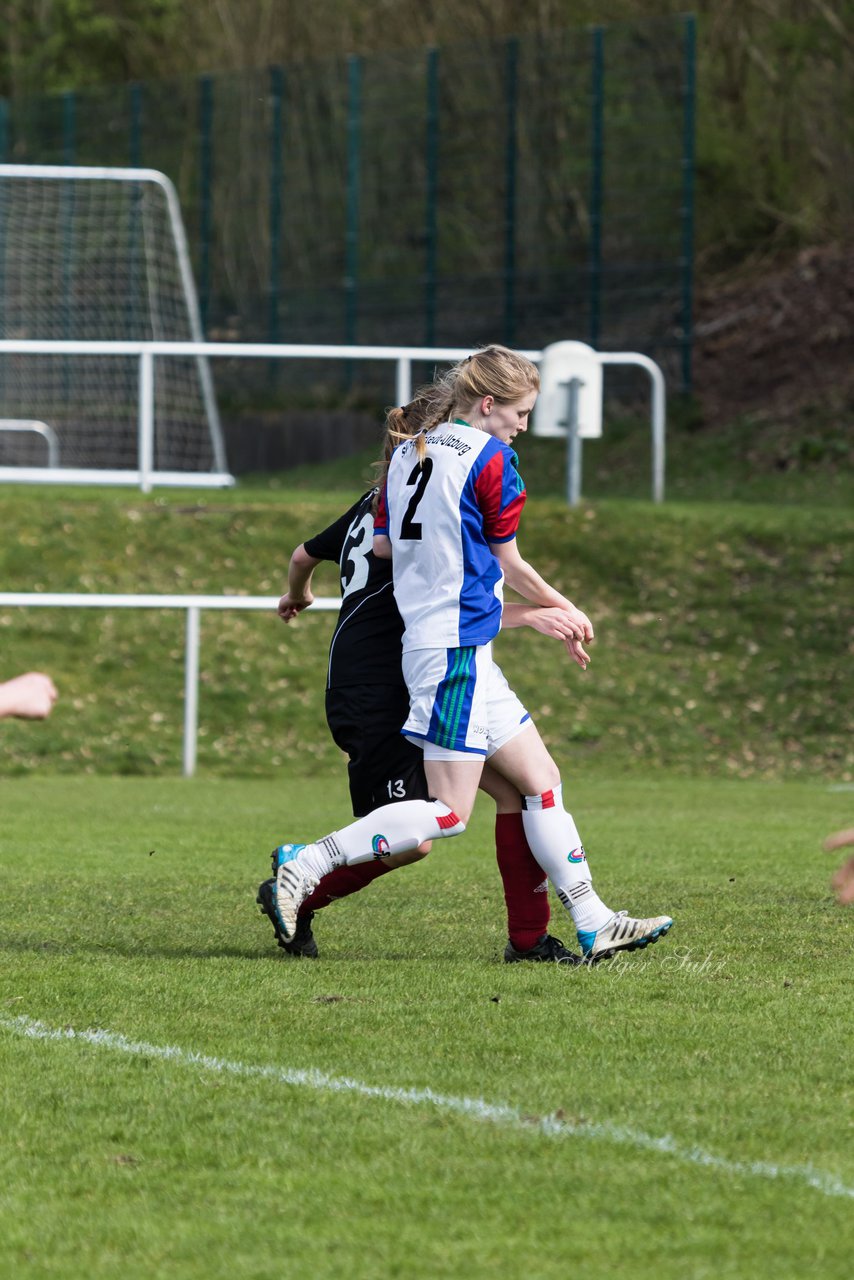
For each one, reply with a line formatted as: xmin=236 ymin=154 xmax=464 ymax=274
xmin=0 ymin=15 xmax=695 ymax=420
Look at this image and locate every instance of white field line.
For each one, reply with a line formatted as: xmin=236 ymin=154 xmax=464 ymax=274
xmin=3 ymin=1013 xmax=852 ymax=1202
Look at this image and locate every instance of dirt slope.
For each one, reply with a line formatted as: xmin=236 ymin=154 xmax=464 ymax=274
xmin=693 ymin=244 xmax=854 ymax=428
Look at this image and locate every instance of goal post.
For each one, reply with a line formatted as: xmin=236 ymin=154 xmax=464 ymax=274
xmin=0 ymin=164 xmax=232 ymax=488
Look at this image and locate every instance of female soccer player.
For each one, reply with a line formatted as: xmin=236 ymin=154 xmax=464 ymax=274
xmin=258 ymin=384 xmax=586 ymax=963
xmin=267 ymin=345 xmax=673 ymax=962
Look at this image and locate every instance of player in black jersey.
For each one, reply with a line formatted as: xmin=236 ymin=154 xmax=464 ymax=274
xmin=257 ymin=486 xmax=583 ymax=965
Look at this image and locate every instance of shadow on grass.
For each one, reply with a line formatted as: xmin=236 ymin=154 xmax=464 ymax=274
xmin=0 ymin=935 xmax=271 ymax=962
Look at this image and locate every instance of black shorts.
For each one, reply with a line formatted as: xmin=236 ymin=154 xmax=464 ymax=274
xmin=325 ymin=684 xmax=429 ymax=818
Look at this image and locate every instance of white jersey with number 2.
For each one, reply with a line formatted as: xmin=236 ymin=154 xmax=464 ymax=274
xmin=375 ymin=422 xmax=527 ymax=653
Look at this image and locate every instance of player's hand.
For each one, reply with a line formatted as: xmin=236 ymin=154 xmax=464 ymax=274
xmin=831 ymin=857 xmax=854 ymax=906
xmin=277 ymin=591 xmax=314 ymax=622
xmin=565 ymin=637 xmax=591 ymax=670
xmin=525 ymin=606 xmax=592 ymax=669
xmin=0 ymin=672 xmax=58 ymax=719
xmin=528 ymin=605 xmax=594 ymax=643
xmin=563 ymin=603 xmax=594 ymax=643
xmin=824 ymin=829 xmax=854 ymax=905
xmin=527 ymin=606 xmax=585 ymax=642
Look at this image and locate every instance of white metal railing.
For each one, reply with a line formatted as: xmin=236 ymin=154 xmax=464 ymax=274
xmin=0 ymin=339 xmax=666 ymax=501
xmin=599 ymin=352 xmax=666 ymax=505
xmin=0 ymin=419 xmax=60 ymax=467
xmin=0 ymin=592 xmax=339 ymax=777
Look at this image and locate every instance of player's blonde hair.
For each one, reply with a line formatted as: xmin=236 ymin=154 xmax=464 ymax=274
xmin=371 ymin=380 xmax=446 ymax=506
xmin=382 ymin=344 xmax=540 ymax=469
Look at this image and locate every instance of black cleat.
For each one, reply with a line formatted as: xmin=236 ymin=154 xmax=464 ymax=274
xmin=257 ymin=878 xmax=319 ymax=958
xmin=503 ymin=933 xmax=582 ymax=966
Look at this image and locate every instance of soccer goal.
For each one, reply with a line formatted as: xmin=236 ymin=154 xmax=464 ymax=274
xmin=0 ymin=164 xmax=232 ymax=487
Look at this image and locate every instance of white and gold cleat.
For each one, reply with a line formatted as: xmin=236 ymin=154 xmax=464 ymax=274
xmin=578 ymin=910 xmax=673 ymax=962
xmin=270 ymin=843 xmax=319 ymax=941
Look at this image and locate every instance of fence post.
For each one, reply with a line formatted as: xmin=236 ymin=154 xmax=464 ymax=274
xmin=61 ymin=92 xmax=76 ymax=317
xmin=503 ymin=38 xmax=519 ymax=345
xmin=127 ymin=85 xmax=144 ymax=344
xmin=589 ymin=26 xmax=605 ymax=349
xmin=0 ymin=101 xmax=6 ymax=383
xmin=565 ymin=378 xmax=583 ymax=507
xmin=183 ymin=606 xmax=200 ymax=777
xmin=198 ymin=75 xmax=214 ymax=336
xmin=396 ymin=356 xmax=412 ymax=409
xmin=647 ymin=360 xmax=667 ymax=503
xmin=61 ymin=93 xmax=76 ymax=399
xmin=129 ymin=83 xmax=143 ymax=167
xmin=138 ymin=348 xmax=155 ymax=492
xmin=424 ymin=47 xmax=440 ymax=347
xmin=62 ymin=90 xmax=76 ymax=164
xmin=680 ymin=14 xmax=696 ymax=395
xmin=268 ymin=65 xmax=284 ymax=356
xmin=345 ymin=55 xmax=362 ymax=350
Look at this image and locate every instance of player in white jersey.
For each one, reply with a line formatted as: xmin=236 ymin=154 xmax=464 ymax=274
xmin=257 ymin=480 xmax=586 ymax=964
xmin=377 ymin=412 xmax=531 ymax=755
xmin=267 ymin=345 xmax=673 ymax=963
xmin=379 ymin=420 xmax=524 ymax=652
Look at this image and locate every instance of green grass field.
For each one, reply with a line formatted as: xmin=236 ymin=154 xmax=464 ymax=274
xmin=1 ymin=452 xmax=853 ymax=1277
xmin=1 ymin=469 xmax=852 ymax=782
xmin=1 ymin=773 xmax=852 ymax=1279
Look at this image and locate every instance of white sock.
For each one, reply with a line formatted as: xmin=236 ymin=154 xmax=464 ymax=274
xmin=293 ymin=798 xmax=466 ymax=879
xmin=521 ymin=785 xmax=613 ymax=934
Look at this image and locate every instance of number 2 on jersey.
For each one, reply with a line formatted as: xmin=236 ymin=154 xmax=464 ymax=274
xmin=400 ymin=458 xmax=434 ymax=540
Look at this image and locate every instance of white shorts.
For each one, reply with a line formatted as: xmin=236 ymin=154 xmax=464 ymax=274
xmin=401 ymin=642 xmax=531 ymax=758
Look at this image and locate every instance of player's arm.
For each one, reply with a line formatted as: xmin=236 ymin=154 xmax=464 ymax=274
xmin=478 ymin=448 xmax=592 ymax=650
xmin=491 ymin=538 xmax=593 ymax=637
xmin=278 ymin=543 xmax=323 ymax=622
xmin=503 ymin=602 xmax=585 ymax=640
xmin=493 ymin=538 xmax=593 ymax=671
xmin=279 ymin=494 xmax=370 ymax=622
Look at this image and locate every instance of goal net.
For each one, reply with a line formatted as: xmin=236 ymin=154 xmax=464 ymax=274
xmin=0 ymin=164 xmax=231 ymax=487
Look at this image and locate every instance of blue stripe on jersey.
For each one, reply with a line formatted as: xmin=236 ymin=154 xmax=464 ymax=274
xmin=456 ymin=438 xmax=521 ymax=645
xmin=428 ymin=646 xmax=478 ymax=750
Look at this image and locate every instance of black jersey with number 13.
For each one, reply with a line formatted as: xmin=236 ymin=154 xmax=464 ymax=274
xmin=302 ymin=489 xmax=405 ymax=691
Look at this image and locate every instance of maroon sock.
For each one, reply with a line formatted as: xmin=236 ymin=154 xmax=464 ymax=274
xmin=495 ymin=812 xmax=551 ymax=951
xmin=298 ymin=860 xmax=392 ymax=915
